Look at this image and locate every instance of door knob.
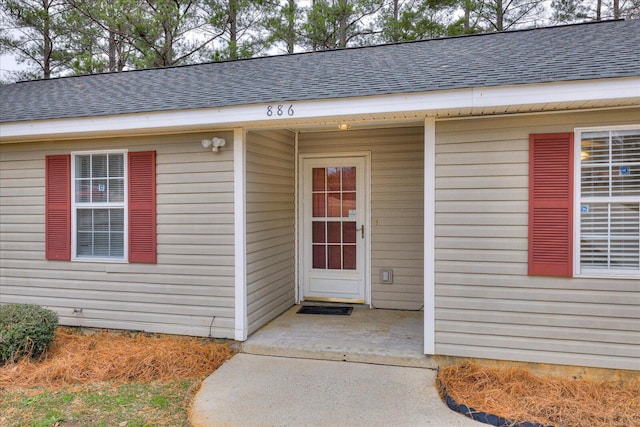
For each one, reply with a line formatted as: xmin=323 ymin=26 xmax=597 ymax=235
xmin=356 ymin=225 xmax=364 ymax=238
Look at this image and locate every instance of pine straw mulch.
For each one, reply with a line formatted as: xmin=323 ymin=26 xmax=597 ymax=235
xmin=437 ymin=361 xmax=640 ymax=427
xmin=0 ymin=328 xmax=234 ymax=391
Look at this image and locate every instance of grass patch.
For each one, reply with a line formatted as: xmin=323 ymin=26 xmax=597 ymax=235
xmin=1 ymin=380 xmax=200 ymax=426
xmin=0 ymin=328 xmax=234 ymax=427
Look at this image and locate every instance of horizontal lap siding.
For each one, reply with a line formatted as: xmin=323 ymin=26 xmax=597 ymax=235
xmin=299 ymin=127 xmax=424 ymax=309
xmin=435 ymin=108 xmax=640 ymax=370
xmin=0 ymin=133 xmax=236 ymax=338
xmin=246 ymin=130 xmax=295 ymax=334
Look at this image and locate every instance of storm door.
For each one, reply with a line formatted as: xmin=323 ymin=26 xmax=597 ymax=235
xmin=301 ymin=157 xmax=367 ymax=302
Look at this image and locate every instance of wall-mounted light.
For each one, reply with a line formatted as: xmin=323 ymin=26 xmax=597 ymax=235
xmin=202 ymin=137 xmax=226 ymax=152
xmin=338 ymin=123 xmax=350 ymax=131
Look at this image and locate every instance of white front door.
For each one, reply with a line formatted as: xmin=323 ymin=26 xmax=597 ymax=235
xmin=300 ymin=156 xmax=368 ymax=303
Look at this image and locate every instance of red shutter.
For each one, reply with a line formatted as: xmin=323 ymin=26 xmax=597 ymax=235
xmin=128 ymin=151 xmax=156 ymax=263
xmin=528 ymin=133 xmax=574 ymax=277
xmin=45 ymin=155 xmax=71 ymax=260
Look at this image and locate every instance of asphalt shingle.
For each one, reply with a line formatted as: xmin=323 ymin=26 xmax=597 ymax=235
xmin=1 ymin=20 xmax=639 ymax=123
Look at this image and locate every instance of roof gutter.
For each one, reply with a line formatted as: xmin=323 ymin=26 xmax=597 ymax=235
xmin=1 ymin=77 xmax=639 ymax=143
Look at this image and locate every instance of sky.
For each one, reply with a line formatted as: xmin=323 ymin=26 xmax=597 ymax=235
xmin=0 ymin=53 xmax=23 ymax=81
xmin=0 ymin=25 xmax=25 ymax=81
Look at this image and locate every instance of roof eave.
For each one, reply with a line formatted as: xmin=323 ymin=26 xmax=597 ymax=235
xmin=1 ymin=77 xmax=639 ymax=143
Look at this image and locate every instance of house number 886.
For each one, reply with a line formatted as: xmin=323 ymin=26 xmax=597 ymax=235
xmin=267 ymin=104 xmax=294 ymax=117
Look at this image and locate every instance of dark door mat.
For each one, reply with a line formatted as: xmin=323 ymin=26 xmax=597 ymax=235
xmin=297 ymin=305 xmax=353 ymax=315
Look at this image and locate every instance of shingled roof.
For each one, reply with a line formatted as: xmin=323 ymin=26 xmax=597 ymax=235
xmin=1 ymin=19 xmax=639 ymax=123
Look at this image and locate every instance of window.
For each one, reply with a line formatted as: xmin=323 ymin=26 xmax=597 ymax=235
xmin=529 ymin=128 xmax=639 ymax=278
xmin=72 ymin=151 xmax=126 ymax=259
xmin=577 ymin=127 xmax=640 ymax=276
xmin=45 ymin=150 xmax=156 ymax=263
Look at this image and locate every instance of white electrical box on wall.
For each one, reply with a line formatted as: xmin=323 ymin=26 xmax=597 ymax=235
xmin=380 ymin=268 xmax=393 ymax=284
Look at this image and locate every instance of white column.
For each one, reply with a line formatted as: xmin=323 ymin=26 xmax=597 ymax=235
xmin=234 ymin=128 xmax=248 ymax=341
xmin=424 ymin=116 xmax=436 ymax=355
xmin=294 ymin=131 xmax=300 ymax=303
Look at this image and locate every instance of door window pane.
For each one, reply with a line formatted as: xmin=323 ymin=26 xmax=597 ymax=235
xmin=328 ymin=245 xmax=341 ymax=269
xmin=310 ymin=164 xmax=359 ymax=271
xmin=312 ymin=221 xmax=326 ymax=244
xmin=327 ymin=222 xmax=341 ymax=243
xmin=342 ymin=193 xmax=355 ymax=217
xmin=327 ymin=193 xmax=341 ymax=217
xmin=343 ymin=246 xmax=356 ymax=270
xmin=312 ymin=168 xmax=325 ymax=191
xmin=343 ymin=222 xmax=356 ymax=243
xmin=313 ymin=193 xmax=326 ymax=217
xmin=342 ymin=167 xmax=356 ymax=191
xmin=327 ymin=167 xmax=340 ymax=191
xmin=313 ymin=245 xmax=326 ymax=269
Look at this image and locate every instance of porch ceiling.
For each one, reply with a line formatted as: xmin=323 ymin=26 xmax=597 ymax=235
xmin=279 ymin=97 xmax=640 ymax=133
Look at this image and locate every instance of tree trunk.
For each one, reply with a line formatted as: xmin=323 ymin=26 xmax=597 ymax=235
xmin=117 ymin=39 xmax=126 ymax=71
xmin=229 ymin=0 xmax=238 ymax=59
xmin=596 ymin=0 xmax=602 ymax=19
xmin=163 ymin=23 xmax=174 ymax=66
xmin=464 ymin=0 xmax=471 ymax=31
xmin=286 ymin=0 xmax=295 ymax=53
xmin=496 ymin=0 xmax=504 ymax=31
xmin=613 ymin=0 xmax=620 ymax=18
xmin=42 ymin=0 xmax=52 ymax=78
xmin=391 ymin=0 xmax=399 ymax=42
xmin=108 ymin=30 xmax=117 ymax=72
xmin=338 ymin=0 xmax=347 ymax=48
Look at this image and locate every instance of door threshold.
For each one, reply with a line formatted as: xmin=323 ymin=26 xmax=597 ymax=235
xmin=303 ymin=297 xmax=365 ymax=304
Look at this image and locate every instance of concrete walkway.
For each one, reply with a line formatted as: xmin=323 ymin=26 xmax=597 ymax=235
xmin=191 ymin=353 xmax=480 ymax=427
xmin=191 ymin=305 xmax=481 ymax=426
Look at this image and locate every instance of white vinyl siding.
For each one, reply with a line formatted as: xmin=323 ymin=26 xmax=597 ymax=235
xmin=577 ymin=127 xmax=640 ymax=275
xmin=245 ymin=130 xmax=296 ymax=334
xmin=299 ymin=127 xmax=424 ymax=310
xmin=0 ymin=132 xmax=236 ymax=338
xmin=435 ymin=108 xmax=640 ymax=370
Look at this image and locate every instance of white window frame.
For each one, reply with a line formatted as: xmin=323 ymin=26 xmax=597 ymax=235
xmin=71 ymin=149 xmax=129 ymax=262
xmin=574 ymin=125 xmax=640 ymax=278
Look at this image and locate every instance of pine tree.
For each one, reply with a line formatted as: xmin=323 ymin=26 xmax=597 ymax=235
xmin=1 ymin=0 xmax=74 ymax=79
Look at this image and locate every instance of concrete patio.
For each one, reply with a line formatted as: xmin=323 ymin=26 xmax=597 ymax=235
xmin=241 ymin=303 xmax=437 ymax=369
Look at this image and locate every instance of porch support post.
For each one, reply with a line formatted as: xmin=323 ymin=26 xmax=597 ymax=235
xmin=294 ymin=131 xmax=300 ymax=303
xmin=424 ymin=116 xmax=436 ymax=355
xmin=234 ymin=128 xmax=248 ymax=341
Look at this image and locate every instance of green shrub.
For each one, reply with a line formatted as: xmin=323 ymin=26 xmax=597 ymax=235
xmin=0 ymin=304 xmax=58 ymax=364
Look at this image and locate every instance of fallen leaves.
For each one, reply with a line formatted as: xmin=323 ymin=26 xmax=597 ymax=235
xmin=0 ymin=328 xmax=233 ymax=390
xmin=437 ymin=361 xmax=640 ymax=427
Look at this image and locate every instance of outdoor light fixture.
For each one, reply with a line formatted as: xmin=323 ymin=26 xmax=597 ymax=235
xmin=201 ymin=137 xmax=226 ymax=152
xmin=338 ymin=123 xmax=351 ymax=131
